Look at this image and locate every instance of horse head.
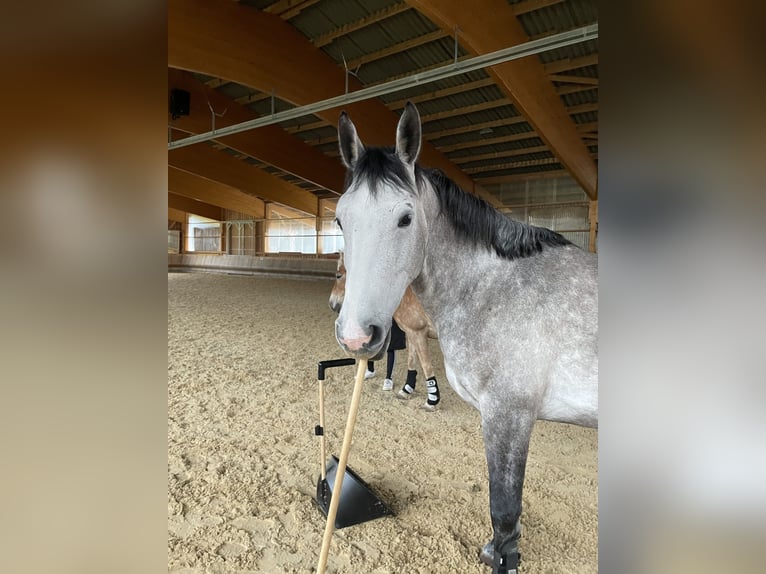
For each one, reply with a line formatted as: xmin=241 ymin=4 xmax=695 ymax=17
xmin=333 ymin=102 xmax=428 ymax=359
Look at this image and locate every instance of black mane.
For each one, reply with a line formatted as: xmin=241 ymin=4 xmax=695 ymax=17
xmin=422 ymin=168 xmax=572 ymax=259
xmin=346 ymin=146 xmax=572 ymax=260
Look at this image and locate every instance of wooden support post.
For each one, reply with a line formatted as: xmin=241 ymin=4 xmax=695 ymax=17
xmin=315 ymin=197 xmax=321 ymax=258
xmin=588 ymin=200 xmax=598 ymax=253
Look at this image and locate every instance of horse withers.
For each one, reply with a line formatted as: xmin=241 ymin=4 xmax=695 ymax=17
xmin=329 ymin=251 xmax=441 ymax=409
xmin=333 ymin=102 xmax=598 ymax=574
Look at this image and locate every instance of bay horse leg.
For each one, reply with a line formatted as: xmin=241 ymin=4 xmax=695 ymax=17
xmin=481 ymin=407 xmax=536 ymax=573
xmin=396 ymin=333 xmax=419 ymax=400
xmin=410 ymin=329 xmax=440 ymax=410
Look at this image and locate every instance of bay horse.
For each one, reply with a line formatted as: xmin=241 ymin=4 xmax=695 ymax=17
xmin=333 ymin=103 xmax=598 ymax=574
xmin=329 ymin=251 xmax=441 ymax=409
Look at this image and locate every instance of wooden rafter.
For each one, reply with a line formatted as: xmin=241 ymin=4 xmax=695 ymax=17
xmin=169 ymin=0 xmax=499 ymax=206
xmin=426 ymin=116 xmax=528 ymax=140
xmin=284 ymin=77 xmax=499 ymax=135
xmin=475 ymin=169 xmax=570 ymax=184
xmin=576 ymin=122 xmax=598 ymax=133
xmin=168 ymin=207 xmax=186 ymax=223
xmin=284 ymin=118 xmax=329 ymax=135
xmin=440 ymin=131 xmax=539 ymax=154
xmin=544 ymin=53 xmax=598 ymax=74
xmin=464 ymin=158 xmax=561 ymax=174
xmin=451 ymin=145 xmax=550 ymax=165
xmin=511 ymin=0 xmax=565 ymax=16
xmin=346 ymin=30 xmax=449 ymax=70
xmin=205 ymin=77 xmax=229 ymax=88
xmin=421 ymin=99 xmax=513 ymax=123
xmin=557 ymin=86 xmax=597 ymax=99
xmin=233 ymin=92 xmax=272 ymax=106
xmin=169 ymin=192 xmax=223 ymax=221
xmin=169 ymin=144 xmax=319 ymax=216
xmin=313 ymin=2 xmax=411 ymax=47
xmin=386 ymin=78 xmax=497 ymax=109
xmin=549 ymin=74 xmax=599 ymax=85
xmin=169 ymin=68 xmax=346 ymax=193
xmin=265 ymin=0 xmax=321 ymax=20
xmin=296 ymin=100 xmax=596 ymax=150
xmin=566 ymin=102 xmax=599 ymax=115
xmin=169 ymin=167 xmax=266 ymax=219
xmin=405 ymin=0 xmax=597 ymax=198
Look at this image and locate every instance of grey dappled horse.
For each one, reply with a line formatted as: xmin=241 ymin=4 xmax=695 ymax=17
xmin=333 ymin=103 xmax=598 ymax=574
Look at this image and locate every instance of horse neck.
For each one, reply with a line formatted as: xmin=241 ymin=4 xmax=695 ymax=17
xmin=411 ymin=186 xmax=496 ymax=322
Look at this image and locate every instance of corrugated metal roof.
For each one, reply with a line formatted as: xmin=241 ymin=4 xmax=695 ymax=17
xmin=435 ymin=122 xmax=534 ymax=148
xmin=351 ymin=39 xmax=467 ymax=85
xmin=537 ymin=38 xmax=598 ymax=64
xmin=425 ymin=105 xmax=523 ymax=136
xmin=447 ymin=137 xmax=545 ymax=160
xmin=570 ymin=110 xmax=598 ymax=125
xmin=173 ymin=0 xmax=598 ymax=207
xmin=460 ymin=151 xmax=556 ymax=170
xmin=560 ymin=88 xmax=598 ymax=107
xmin=290 ymin=0 xmax=397 ymax=39
xmin=246 ymin=95 xmax=296 ymax=116
xmin=516 ymin=0 xmax=598 ymax=37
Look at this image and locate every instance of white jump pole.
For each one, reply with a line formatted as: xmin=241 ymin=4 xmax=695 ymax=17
xmin=316 ymin=359 xmax=368 ymax=574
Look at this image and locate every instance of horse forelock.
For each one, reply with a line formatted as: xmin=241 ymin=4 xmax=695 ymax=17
xmin=421 ymin=168 xmax=573 ymax=260
xmin=344 ymin=146 xmax=417 ymax=197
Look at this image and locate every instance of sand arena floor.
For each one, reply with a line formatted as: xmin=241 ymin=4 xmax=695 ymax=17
xmin=168 ymin=272 xmax=597 ymax=573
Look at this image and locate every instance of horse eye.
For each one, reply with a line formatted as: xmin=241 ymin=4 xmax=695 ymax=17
xmin=335 ymin=218 xmax=342 ymax=230
xmin=398 ymin=214 xmax=412 ymax=228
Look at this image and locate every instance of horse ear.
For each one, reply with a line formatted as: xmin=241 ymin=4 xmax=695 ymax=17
xmin=338 ymin=111 xmax=364 ymax=169
xmin=396 ymin=102 xmax=421 ymax=166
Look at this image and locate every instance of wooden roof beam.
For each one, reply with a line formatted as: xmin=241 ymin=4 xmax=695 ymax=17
xmin=556 ymin=84 xmax=598 ymax=96
xmin=169 ymin=68 xmax=345 ymax=193
xmin=544 ymin=53 xmax=598 ymax=75
xmin=169 ymin=0 xmax=498 ymax=206
xmin=427 ymin=102 xmax=595 ymax=141
xmin=421 ymin=99 xmax=513 ymax=123
xmin=168 ymin=207 xmax=186 ymax=223
xmin=549 ymin=74 xmax=599 ymax=86
xmin=233 ymin=92 xmax=272 ymax=106
xmin=475 ymin=169 xmax=570 ymax=184
xmin=576 ymin=122 xmax=598 ymax=133
xmin=265 ymin=0 xmax=322 ymax=20
xmin=284 ymin=118 xmax=329 ymax=134
xmin=388 ymin=58 xmax=594 ymax=110
xmin=169 ymin=144 xmax=318 ymax=216
xmin=346 ymin=30 xmax=449 ymax=69
xmin=205 ymin=77 xmax=229 ymax=89
xmin=441 ymin=131 xmax=539 ymax=154
xmin=464 ymin=157 xmax=561 ymax=174
xmin=313 ymin=2 xmax=411 ymax=48
xmin=452 ymin=145 xmax=550 ymax=164
xmin=168 ymin=167 xmax=266 ymax=219
xmin=406 ymin=0 xmax=597 ymax=198
xmin=426 ymin=116 xmax=528 ymax=140
xmin=567 ymin=102 xmax=599 ymax=115
xmin=511 ymin=0 xmax=565 ymax=16
xmin=385 ymin=78 xmax=497 ymax=109
xmin=169 ymin=192 xmax=223 ymax=221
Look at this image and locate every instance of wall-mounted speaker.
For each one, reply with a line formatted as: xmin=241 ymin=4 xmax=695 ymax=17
xmin=169 ymin=89 xmax=190 ymax=120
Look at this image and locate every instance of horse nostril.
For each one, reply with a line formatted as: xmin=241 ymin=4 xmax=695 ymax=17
xmin=368 ymin=324 xmax=382 ymax=347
